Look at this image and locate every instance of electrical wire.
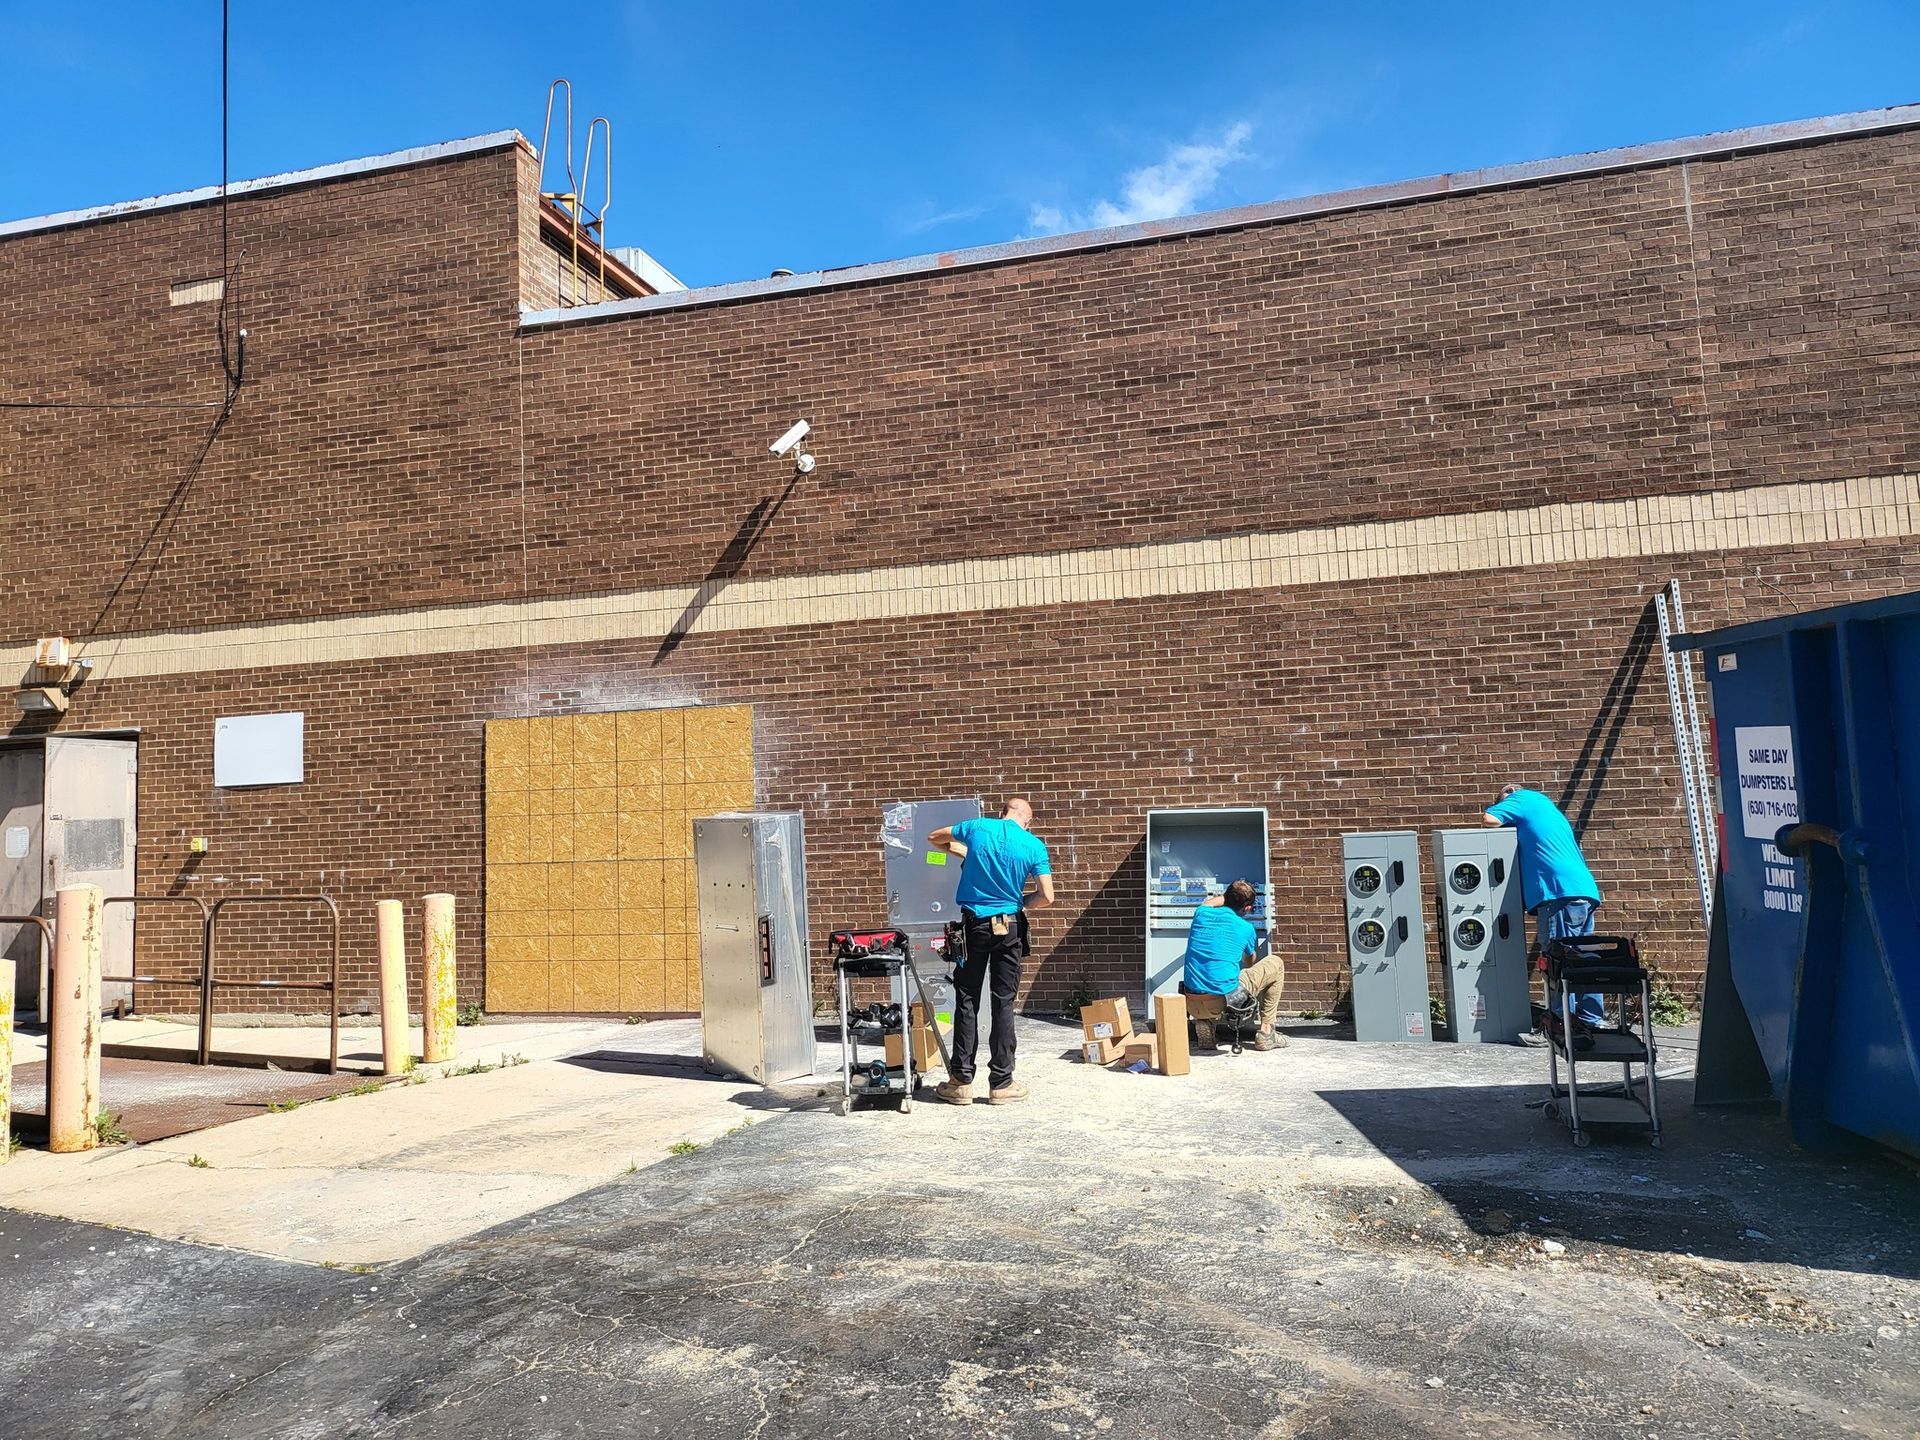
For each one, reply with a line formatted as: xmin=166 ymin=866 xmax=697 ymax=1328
xmin=5 ymin=0 xmax=240 ymax=416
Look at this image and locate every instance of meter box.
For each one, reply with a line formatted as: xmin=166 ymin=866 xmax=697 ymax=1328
xmin=1431 ymin=828 xmax=1530 ymax=1044
xmin=695 ymin=812 xmax=814 ymax=1084
xmin=1341 ymin=831 xmax=1432 ymax=1043
xmin=1146 ymin=808 xmax=1272 ymax=1006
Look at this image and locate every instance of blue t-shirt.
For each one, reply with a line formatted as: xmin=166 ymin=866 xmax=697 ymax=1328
xmin=950 ymin=817 xmax=1051 ymax=917
xmin=1486 ymin=789 xmax=1602 ymax=912
xmin=1183 ymin=904 xmax=1259 ymax=994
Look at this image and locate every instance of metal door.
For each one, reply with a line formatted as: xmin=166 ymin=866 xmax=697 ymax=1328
xmin=695 ymin=816 xmax=766 ymax=1080
xmin=45 ymin=736 xmax=137 ymax=1010
xmin=0 ymin=745 xmax=45 ymax=1016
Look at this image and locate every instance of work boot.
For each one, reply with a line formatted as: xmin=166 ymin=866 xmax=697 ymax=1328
xmin=1193 ymin=1018 xmax=1218 ymax=1052
xmin=988 ymin=1080 xmax=1029 ymax=1105
xmin=1251 ymin=1029 xmax=1288 ymax=1052
xmin=934 ymin=1078 xmax=974 ymax=1106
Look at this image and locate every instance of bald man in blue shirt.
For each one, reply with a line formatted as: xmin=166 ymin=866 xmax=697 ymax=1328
xmin=926 ymin=796 xmax=1055 ymax=1106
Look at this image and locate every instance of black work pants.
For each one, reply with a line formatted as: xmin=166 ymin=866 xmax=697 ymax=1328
xmin=951 ymin=908 xmax=1026 ymax=1088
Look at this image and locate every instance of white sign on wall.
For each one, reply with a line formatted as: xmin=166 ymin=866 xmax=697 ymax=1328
xmin=1734 ymin=724 xmax=1799 ymax=840
xmin=214 ymin=712 xmax=305 ymax=788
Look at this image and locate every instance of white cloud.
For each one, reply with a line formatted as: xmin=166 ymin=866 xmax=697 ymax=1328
xmin=1029 ymin=121 xmax=1254 ymax=236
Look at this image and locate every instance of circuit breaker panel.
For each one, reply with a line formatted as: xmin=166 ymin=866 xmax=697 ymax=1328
xmin=1431 ymin=828 xmax=1530 ymax=1044
xmin=1341 ymin=831 xmax=1431 ymax=1043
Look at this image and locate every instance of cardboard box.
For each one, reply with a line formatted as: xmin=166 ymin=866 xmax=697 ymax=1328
xmin=1154 ymin=992 xmax=1191 ymax=1076
xmin=1114 ymin=1033 xmax=1158 ymax=1069
xmin=885 ymin=1003 xmax=947 ymax=1072
xmin=1081 ymin=1035 xmax=1127 ymax=1065
xmin=1080 ymin=997 xmax=1133 ymax=1044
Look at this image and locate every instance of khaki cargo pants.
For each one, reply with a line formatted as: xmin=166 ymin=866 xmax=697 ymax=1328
xmin=1187 ymin=954 xmax=1287 ymax=1036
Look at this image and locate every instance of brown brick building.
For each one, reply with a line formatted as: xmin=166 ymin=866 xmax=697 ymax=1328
xmin=3 ymin=109 xmax=1918 ymax=1020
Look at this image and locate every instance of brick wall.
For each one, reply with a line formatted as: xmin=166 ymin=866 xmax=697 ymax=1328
xmin=5 ymin=122 xmax=1920 ymax=1014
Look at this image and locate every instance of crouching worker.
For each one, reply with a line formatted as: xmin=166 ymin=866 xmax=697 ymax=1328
xmin=1180 ymin=879 xmax=1287 ymax=1052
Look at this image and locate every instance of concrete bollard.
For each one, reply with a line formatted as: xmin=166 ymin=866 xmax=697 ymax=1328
xmin=49 ymin=884 xmax=103 ymax=1154
xmin=421 ymin=893 xmax=457 ymax=1064
xmin=0 ymin=958 xmax=13 ymax=1163
xmin=377 ymin=900 xmax=412 ymax=1076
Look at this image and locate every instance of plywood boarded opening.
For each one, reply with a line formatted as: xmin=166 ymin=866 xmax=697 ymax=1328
xmin=483 ymin=706 xmax=753 ymax=1014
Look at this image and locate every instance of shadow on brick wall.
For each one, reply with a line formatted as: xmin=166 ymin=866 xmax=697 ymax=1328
xmin=655 ymin=473 xmax=800 ymax=664
xmin=1033 ymin=838 xmax=1147 ymax=1009
xmin=1556 ymin=598 xmax=1657 ymax=839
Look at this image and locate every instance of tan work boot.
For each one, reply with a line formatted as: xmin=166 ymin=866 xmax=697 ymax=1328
xmin=988 ymin=1080 xmax=1029 ymax=1105
xmin=1193 ymin=1018 xmax=1218 ymax=1052
xmin=1251 ymin=1029 xmax=1289 ymax=1051
xmin=934 ymin=1078 xmax=974 ymax=1106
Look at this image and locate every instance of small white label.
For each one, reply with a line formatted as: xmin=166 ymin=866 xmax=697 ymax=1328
xmin=1406 ymin=1012 xmax=1426 ymax=1037
xmin=1717 ymin=653 xmax=1738 ymax=672
xmin=1092 ymin=1021 xmax=1114 ymax=1039
xmin=4 ymin=825 xmax=27 ymax=859
xmin=1083 ymin=1042 xmax=1102 ymax=1062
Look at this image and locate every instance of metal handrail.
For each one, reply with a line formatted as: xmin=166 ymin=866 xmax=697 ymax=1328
xmin=100 ymin=896 xmax=214 ymax=1040
xmin=0 ymin=913 xmax=53 ymax=1023
xmin=205 ymin=894 xmax=341 ymax=1072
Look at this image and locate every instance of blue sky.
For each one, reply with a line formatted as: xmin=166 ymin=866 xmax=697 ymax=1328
xmin=3 ymin=3 xmax=1917 ymax=288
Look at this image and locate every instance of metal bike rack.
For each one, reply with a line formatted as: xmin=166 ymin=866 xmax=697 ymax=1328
xmin=205 ymin=894 xmax=341 ymax=1074
xmin=0 ymin=914 xmax=54 ymax=1024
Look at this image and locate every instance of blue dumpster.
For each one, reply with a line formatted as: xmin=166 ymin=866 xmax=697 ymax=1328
xmin=1674 ymin=589 xmax=1920 ymax=1158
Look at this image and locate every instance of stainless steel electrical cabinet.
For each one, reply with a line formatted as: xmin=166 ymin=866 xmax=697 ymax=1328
xmin=1431 ymin=827 xmax=1530 ymax=1044
xmin=1341 ymin=831 xmax=1432 ymax=1043
xmin=695 ymin=812 xmax=815 ymax=1084
xmin=1146 ymin=808 xmax=1272 ymax=1006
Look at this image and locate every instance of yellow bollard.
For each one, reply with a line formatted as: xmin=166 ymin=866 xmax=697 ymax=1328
xmin=0 ymin=958 xmax=14 ymax=1163
xmin=49 ymin=884 xmax=103 ymax=1154
xmin=421 ymin=892 xmax=457 ymax=1064
xmin=377 ymin=900 xmax=412 ymax=1076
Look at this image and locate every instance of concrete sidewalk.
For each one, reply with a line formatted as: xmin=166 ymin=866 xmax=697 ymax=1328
xmin=0 ymin=1017 xmax=815 ymax=1265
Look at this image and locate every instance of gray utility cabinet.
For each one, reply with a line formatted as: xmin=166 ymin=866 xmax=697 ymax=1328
xmin=1431 ymin=828 xmax=1530 ymax=1044
xmin=881 ymin=797 xmax=981 ymax=1019
xmin=1146 ymin=808 xmax=1272 ymax=1006
xmin=694 ymin=812 xmax=815 ymax=1084
xmin=1341 ymin=831 xmax=1432 ymax=1043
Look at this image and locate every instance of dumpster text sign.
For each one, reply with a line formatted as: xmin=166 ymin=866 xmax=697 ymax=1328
xmin=1735 ymin=725 xmax=1800 ymax=840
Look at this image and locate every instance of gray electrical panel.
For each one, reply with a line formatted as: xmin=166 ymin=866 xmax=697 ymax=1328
xmin=1341 ymin=831 xmax=1432 ymax=1043
xmin=694 ymin=812 xmax=815 ymax=1084
xmin=882 ymin=797 xmax=981 ymax=932
xmin=881 ymin=797 xmax=980 ymax=1021
xmin=1431 ymin=828 xmax=1530 ymax=1044
xmin=1146 ymin=808 xmax=1272 ymax=1006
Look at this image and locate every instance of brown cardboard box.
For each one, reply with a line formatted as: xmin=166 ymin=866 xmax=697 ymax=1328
xmin=1155 ymin=992 xmax=1191 ymax=1076
xmin=1114 ymin=1033 xmax=1158 ymax=1069
xmin=885 ymin=1003 xmax=946 ymax=1072
xmin=1080 ymin=997 xmax=1134 ymax=1044
xmin=1081 ymin=1035 xmax=1127 ymax=1064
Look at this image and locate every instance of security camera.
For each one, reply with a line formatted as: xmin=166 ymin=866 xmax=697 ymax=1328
xmin=770 ymin=420 xmax=811 ymax=458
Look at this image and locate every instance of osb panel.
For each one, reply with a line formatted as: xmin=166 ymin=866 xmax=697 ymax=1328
xmin=484 ymin=706 xmax=752 ymax=1014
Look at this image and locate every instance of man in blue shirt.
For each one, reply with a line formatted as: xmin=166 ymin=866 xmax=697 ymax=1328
xmin=1483 ymin=784 xmax=1606 ymax=1029
xmin=926 ymin=797 xmax=1055 ymax=1105
xmin=1179 ymin=879 xmax=1287 ymax=1051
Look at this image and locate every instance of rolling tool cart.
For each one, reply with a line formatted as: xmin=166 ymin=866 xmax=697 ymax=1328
xmin=1542 ymin=935 xmax=1663 ymax=1148
xmin=829 ymin=928 xmax=954 ymax=1116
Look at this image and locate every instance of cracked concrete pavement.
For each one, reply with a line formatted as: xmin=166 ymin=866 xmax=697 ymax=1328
xmin=4 ymin=1017 xmax=1917 ymax=1438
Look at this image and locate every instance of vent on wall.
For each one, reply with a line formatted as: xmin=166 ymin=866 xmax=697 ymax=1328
xmin=169 ymin=276 xmax=225 ymax=307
